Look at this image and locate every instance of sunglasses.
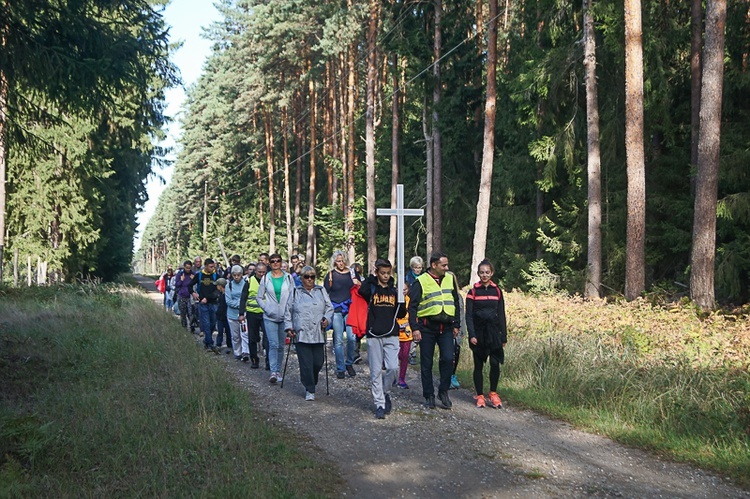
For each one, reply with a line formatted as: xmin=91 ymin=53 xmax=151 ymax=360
xmin=302 ymin=275 xmax=315 ymax=280
xmin=269 ymin=258 xmax=281 ymax=263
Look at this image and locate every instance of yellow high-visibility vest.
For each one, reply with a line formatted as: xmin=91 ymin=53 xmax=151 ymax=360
xmin=416 ymin=272 xmax=456 ymax=318
xmin=247 ymin=277 xmax=263 ymax=314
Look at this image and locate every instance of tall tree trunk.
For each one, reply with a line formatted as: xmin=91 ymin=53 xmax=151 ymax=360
xmin=584 ymin=0 xmax=602 ymax=299
xmin=306 ymin=74 xmax=317 ymax=263
xmin=282 ymin=105 xmax=293 ymax=258
xmin=690 ymin=0 xmax=727 ymax=311
xmin=365 ymin=0 xmax=379 ymax=267
xmin=0 ymin=66 xmax=7 ymax=284
xmin=690 ymin=0 xmax=703 ymax=170
xmin=470 ymin=0 xmax=498 ymax=283
xmin=263 ymin=106 xmax=276 ymax=254
xmin=624 ymin=0 xmax=646 ymax=300
xmin=345 ymin=42 xmax=357 ymax=263
xmin=388 ymin=53 xmax=400 ymax=264
xmin=422 ymin=98 xmax=434 ymax=258
xmin=293 ymin=87 xmax=302 ymax=253
xmin=432 ymin=0 xmax=444 ymax=252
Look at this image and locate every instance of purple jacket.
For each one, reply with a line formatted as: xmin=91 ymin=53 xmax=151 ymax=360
xmin=173 ymin=269 xmax=194 ymax=298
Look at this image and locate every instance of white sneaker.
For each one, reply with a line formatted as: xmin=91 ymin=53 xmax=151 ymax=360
xmin=305 ymin=391 xmax=315 ymax=401
xmin=276 ymin=372 xmax=283 ymax=383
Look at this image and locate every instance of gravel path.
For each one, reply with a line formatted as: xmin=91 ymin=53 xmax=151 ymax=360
xmin=134 ymin=276 xmax=749 ymax=498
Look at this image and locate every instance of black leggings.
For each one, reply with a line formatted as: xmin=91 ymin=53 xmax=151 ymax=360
xmin=472 ymin=347 xmax=503 ymax=395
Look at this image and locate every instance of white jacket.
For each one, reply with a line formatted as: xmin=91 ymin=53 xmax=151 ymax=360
xmin=256 ymin=271 xmax=295 ymax=322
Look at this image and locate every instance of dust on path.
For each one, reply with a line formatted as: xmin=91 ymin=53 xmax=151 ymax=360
xmin=135 ymin=276 xmax=749 ymax=498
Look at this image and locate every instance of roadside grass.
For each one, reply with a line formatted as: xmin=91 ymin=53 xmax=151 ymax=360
xmin=456 ymin=292 xmax=750 ymax=486
xmin=0 ymin=284 xmax=342 ymax=498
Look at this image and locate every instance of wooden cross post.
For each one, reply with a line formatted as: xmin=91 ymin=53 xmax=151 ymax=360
xmin=376 ymin=184 xmax=424 ymax=302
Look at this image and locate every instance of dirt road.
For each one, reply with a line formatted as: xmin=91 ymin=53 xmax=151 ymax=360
xmin=135 ymin=276 xmax=749 ymax=498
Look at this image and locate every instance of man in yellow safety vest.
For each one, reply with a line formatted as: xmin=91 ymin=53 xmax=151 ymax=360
xmin=407 ymin=252 xmax=462 ymax=410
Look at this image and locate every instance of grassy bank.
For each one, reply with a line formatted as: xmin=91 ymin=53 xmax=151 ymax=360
xmin=456 ymin=292 xmax=750 ymax=485
xmin=0 ymin=283 xmax=342 ymax=497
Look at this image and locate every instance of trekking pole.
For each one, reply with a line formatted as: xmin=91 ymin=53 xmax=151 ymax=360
xmin=322 ymin=323 xmax=330 ymax=395
xmin=281 ymin=334 xmax=294 ymax=389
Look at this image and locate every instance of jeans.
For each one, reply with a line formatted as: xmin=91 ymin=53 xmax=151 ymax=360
xmin=419 ymin=329 xmax=455 ymax=398
xmin=332 ymin=312 xmax=355 ymax=372
xmin=216 ymin=317 xmax=231 ymax=348
xmin=164 ymin=290 xmax=174 ymax=311
xmin=264 ymin=318 xmax=286 ymax=373
xmin=199 ymin=302 xmax=218 ymax=347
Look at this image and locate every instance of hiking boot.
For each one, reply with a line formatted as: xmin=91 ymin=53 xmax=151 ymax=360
xmin=424 ymin=395 xmax=436 ymax=409
xmin=475 ymin=394 xmax=486 ymax=408
xmin=397 ymin=381 xmax=409 ymax=389
xmin=345 ymin=365 xmax=356 ymax=377
xmin=375 ymin=406 xmax=386 ymax=419
xmin=241 ymin=355 xmax=249 ymax=363
xmin=385 ymin=394 xmax=392 ymax=415
xmin=305 ymin=391 xmax=315 ymax=401
xmin=450 ymin=374 xmax=461 ymax=389
xmin=251 ymin=358 xmax=260 ymax=369
xmin=269 ymin=373 xmax=278 ymax=384
xmin=438 ymin=390 xmax=452 ymax=409
xmin=488 ymin=391 xmax=503 ymax=409
xmin=336 ymin=370 xmax=346 ymax=379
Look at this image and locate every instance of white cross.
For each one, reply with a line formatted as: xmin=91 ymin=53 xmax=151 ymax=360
xmin=376 ymin=184 xmax=424 ymax=302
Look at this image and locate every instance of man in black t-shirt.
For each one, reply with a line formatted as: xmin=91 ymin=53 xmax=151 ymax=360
xmin=359 ymin=258 xmax=406 ymax=419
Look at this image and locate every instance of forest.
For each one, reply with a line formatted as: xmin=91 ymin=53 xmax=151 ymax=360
xmin=1 ymin=0 xmax=746 ymax=309
xmin=0 ymin=0 xmax=175 ymax=282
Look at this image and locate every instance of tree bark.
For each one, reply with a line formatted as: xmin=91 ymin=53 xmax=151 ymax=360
xmin=365 ymin=0 xmax=380 ymax=267
xmin=432 ymin=0 xmax=444 ymax=252
xmin=263 ymin=106 xmax=276 ymax=254
xmin=584 ymin=0 xmax=602 ymax=299
xmin=282 ymin=104 xmax=293 ymax=258
xmin=470 ymin=0 xmax=498 ymax=283
xmin=293 ymin=86 xmax=302 ymax=253
xmin=690 ymin=0 xmax=727 ymax=311
xmin=306 ymin=74 xmax=318 ymax=263
xmin=422 ymin=98 xmax=434 ymax=258
xmin=690 ymin=0 xmax=703 ymax=170
xmin=388 ymin=53 xmax=400 ymax=265
xmin=345 ymin=42 xmax=357 ymax=264
xmin=624 ymin=0 xmax=646 ymax=300
xmin=0 ymin=65 xmax=7 ymax=284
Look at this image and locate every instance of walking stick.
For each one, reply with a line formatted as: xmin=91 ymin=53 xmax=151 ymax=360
xmin=280 ymin=335 xmax=294 ymax=389
xmin=323 ymin=324 xmax=330 ymax=395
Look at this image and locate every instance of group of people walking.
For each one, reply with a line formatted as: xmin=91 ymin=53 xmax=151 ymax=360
xmin=157 ymin=250 xmax=508 ymax=418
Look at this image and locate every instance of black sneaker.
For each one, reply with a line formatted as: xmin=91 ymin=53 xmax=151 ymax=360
xmin=384 ymin=394 xmax=392 ymax=415
xmin=438 ymin=390 xmax=452 ymax=409
xmin=352 ymin=354 xmax=362 ymax=365
xmin=375 ymin=406 xmax=386 ymax=419
xmin=346 ymin=365 xmax=356 ymax=377
xmin=424 ymin=395 xmax=436 ymax=409
xmin=251 ymin=358 xmax=260 ymax=369
xmin=337 ymin=371 xmax=346 ymax=379
xmin=242 ymin=355 xmax=249 ymax=363
xmin=226 ymin=349 xmax=232 ymax=355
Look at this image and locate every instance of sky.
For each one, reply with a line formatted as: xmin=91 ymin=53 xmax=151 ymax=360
xmin=133 ymin=1 xmax=221 ymax=250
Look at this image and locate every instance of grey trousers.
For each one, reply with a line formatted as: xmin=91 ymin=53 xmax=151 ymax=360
xmin=367 ymin=336 xmax=399 ymax=409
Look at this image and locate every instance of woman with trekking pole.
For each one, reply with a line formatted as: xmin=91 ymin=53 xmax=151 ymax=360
xmin=283 ymin=266 xmax=334 ymax=400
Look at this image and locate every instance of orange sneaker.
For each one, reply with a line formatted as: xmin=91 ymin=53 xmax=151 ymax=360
xmin=488 ymin=391 xmax=502 ymax=409
xmin=474 ymin=394 xmax=486 ymax=408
